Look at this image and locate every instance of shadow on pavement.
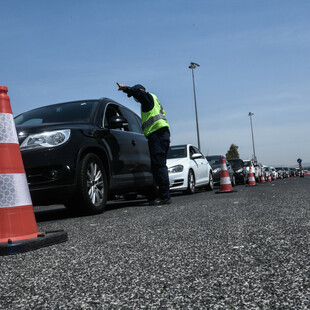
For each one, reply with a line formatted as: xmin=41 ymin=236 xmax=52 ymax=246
xmin=34 ymin=197 xmax=149 ymax=223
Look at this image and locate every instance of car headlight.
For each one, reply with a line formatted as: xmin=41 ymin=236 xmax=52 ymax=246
xmin=236 ymin=168 xmax=243 ymax=173
xmin=168 ymin=165 xmax=184 ymax=173
xmin=20 ymin=129 xmax=71 ymax=150
xmin=213 ymin=168 xmax=220 ymax=174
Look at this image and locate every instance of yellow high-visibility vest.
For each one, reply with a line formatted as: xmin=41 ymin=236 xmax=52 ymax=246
xmin=141 ymin=93 xmax=169 ymax=137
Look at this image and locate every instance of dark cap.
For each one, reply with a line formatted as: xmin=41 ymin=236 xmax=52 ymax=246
xmin=132 ymin=84 xmax=145 ymax=91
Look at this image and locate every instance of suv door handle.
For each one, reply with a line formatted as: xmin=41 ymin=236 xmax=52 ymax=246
xmin=131 ymin=140 xmax=136 ymax=146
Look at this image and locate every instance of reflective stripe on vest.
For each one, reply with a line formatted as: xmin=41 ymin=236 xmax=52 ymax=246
xmin=141 ymin=93 xmax=169 ymax=136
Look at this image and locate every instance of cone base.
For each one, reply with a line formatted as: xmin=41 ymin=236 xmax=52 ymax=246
xmin=0 ymin=230 xmax=68 ymax=256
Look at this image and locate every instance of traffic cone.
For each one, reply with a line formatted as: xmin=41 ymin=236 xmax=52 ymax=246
xmin=0 ymin=86 xmax=67 ymax=255
xmin=215 ymin=157 xmax=235 ymax=194
xmin=260 ymin=168 xmax=266 ymax=183
xmin=247 ymin=165 xmax=256 ymax=186
xmin=267 ymin=172 xmax=272 ymax=182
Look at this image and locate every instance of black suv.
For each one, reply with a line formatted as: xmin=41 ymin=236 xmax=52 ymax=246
xmin=14 ymin=98 xmax=155 ymax=214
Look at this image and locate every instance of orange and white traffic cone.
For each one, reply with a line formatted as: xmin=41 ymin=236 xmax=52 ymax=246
xmin=247 ymin=165 xmax=256 ymax=186
xmin=267 ymin=172 xmax=272 ymax=182
xmin=215 ymin=156 xmax=235 ymax=194
xmin=260 ymin=168 xmax=266 ymax=183
xmin=0 ymin=86 xmax=67 ymax=255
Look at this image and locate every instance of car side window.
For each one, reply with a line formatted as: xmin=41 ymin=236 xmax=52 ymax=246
xmin=121 ymin=108 xmax=143 ymax=134
xmin=189 ymin=146 xmax=195 ymax=157
xmin=104 ymin=104 xmax=128 ymax=131
xmin=193 ymin=146 xmax=203 ymax=157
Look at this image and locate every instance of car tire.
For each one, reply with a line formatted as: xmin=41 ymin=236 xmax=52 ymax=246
xmin=184 ymin=170 xmax=195 ymax=195
xmin=231 ymin=175 xmax=236 ymax=187
xmin=66 ymin=153 xmax=108 ymax=215
xmin=206 ymin=172 xmax=214 ymax=191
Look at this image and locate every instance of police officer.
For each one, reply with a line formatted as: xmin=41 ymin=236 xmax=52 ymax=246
xmin=117 ymin=83 xmax=171 ymax=205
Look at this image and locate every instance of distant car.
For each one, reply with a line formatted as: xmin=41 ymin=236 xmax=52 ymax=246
xmin=206 ymin=155 xmax=235 ymax=186
xmin=270 ymin=167 xmax=278 ymax=179
xmin=289 ymin=167 xmax=297 ymax=177
xmin=254 ymin=163 xmax=264 ymax=181
xmin=227 ymin=158 xmax=247 ymax=184
xmin=263 ymin=166 xmax=272 ymax=180
xmin=275 ymin=167 xmax=284 ymax=178
xmin=243 ymin=159 xmax=256 ymax=180
xmin=167 ymin=144 xmax=214 ymax=194
xmin=282 ymin=166 xmax=290 ymax=178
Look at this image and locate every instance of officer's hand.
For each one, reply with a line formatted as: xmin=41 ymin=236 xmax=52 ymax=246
xmin=117 ymin=83 xmax=126 ymax=91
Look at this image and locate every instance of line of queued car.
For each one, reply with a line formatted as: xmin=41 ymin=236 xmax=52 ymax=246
xmin=14 ymin=96 xmax=306 ymax=215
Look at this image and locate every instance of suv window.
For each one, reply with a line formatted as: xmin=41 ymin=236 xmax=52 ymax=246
xmin=104 ymin=104 xmax=127 ymax=131
xmin=122 ymin=108 xmax=142 ymax=134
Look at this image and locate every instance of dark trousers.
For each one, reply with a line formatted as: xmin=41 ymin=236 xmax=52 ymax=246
xmin=147 ymin=129 xmax=170 ymax=200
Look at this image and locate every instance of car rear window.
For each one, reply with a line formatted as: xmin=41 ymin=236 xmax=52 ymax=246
xmin=15 ymin=101 xmax=99 ymax=125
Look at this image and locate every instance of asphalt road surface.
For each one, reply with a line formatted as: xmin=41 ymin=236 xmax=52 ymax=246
xmin=1 ymin=176 xmax=310 ymax=310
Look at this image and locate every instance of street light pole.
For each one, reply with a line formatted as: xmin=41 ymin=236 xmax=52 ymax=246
xmin=189 ymin=62 xmax=201 ymax=150
xmin=248 ymin=112 xmax=256 ymax=163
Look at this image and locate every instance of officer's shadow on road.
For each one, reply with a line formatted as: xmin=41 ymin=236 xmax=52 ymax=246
xmin=34 ymin=197 xmax=149 ymax=223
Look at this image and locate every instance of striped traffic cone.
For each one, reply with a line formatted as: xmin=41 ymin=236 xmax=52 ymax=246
xmin=260 ymin=168 xmax=266 ymax=183
xmin=247 ymin=165 xmax=256 ymax=186
xmin=215 ymin=156 xmax=235 ymax=194
xmin=267 ymin=172 xmax=272 ymax=182
xmin=0 ymin=86 xmax=67 ymax=255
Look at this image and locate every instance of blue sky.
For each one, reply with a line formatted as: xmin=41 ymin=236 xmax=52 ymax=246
xmin=1 ymin=0 xmax=310 ymax=166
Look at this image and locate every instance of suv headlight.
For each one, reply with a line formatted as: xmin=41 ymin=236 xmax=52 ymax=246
xmin=168 ymin=165 xmax=183 ymax=173
xmin=20 ymin=129 xmax=71 ymax=150
xmin=236 ymin=168 xmax=243 ymax=173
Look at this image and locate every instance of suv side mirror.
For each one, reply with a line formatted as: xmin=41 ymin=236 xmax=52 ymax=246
xmin=107 ymin=116 xmax=128 ymax=129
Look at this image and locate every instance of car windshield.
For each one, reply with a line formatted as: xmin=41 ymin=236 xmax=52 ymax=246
xmin=228 ymin=160 xmax=243 ymax=169
xmin=243 ymin=161 xmax=252 ymax=167
xmin=275 ymin=167 xmax=282 ymax=171
xmin=206 ymin=156 xmax=222 ymax=165
xmin=167 ymin=146 xmax=187 ymax=159
xmin=14 ymin=101 xmax=99 ymax=125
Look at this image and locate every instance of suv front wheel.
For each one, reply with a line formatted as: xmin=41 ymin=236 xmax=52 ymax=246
xmin=67 ymin=153 xmax=108 ymax=214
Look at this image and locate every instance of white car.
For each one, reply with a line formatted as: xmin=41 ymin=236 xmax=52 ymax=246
xmin=270 ymin=167 xmax=278 ymax=179
xmin=167 ymin=144 xmax=214 ymax=194
xmin=243 ymin=159 xmax=258 ymax=180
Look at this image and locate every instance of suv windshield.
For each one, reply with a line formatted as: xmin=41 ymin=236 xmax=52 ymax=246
xmin=167 ymin=145 xmax=187 ymax=159
xmin=243 ymin=161 xmax=252 ymax=167
xmin=14 ymin=101 xmax=99 ymax=125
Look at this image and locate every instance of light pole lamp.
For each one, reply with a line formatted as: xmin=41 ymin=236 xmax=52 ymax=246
xmin=248 ymin=112 xmax=256 ymax=163
xmin=189 ymin=62 xmax=201 ymax=150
